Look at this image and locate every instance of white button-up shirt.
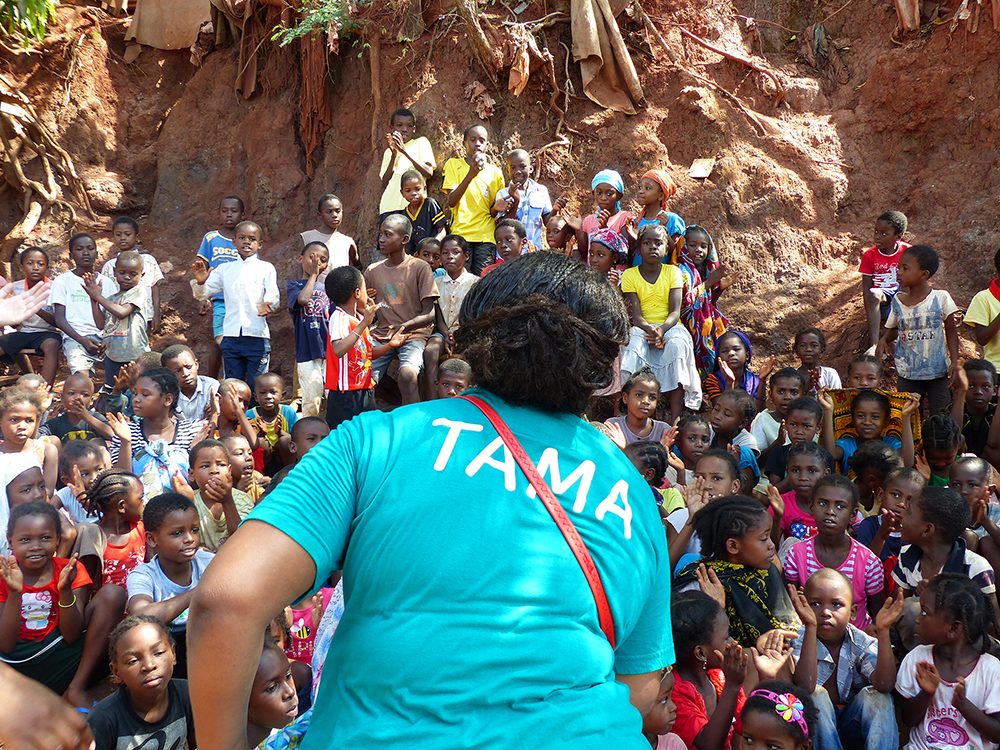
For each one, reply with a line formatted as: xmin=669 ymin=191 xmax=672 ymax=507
xmin=193 ymin=254 xmax=279 ymax=338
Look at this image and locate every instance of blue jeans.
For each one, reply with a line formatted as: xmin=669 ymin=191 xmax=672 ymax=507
xmin=220 ymin=336 xmax=270 ymax=392
xmin=812 ymin=686 xmax=897 ymax=750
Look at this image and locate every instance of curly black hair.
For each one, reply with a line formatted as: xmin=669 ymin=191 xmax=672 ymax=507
xmin=143 ymin=492 xmax=196 ymax=533
xmin=903 ymin=244 xmax=939 ymax=277
xmin=624 ymin=440 xmax=668 ymax=487
xmin=671 ymin=590 xmax=724 ymax=661
xmin=718 ymin=389 xmax=756 ymax=425
xmin=744 ymin=680 xmax=818 ymax=745
xmin=965 ymin=358 xmax=998 ymax=387
xmin=793 ymin=327 xmax=827 ymax=351
xmin=7 ymin=500 xmax=60 ymax=539
xmin=786 ymin=396 xmax=822 ymax=424
xmin=916 ymin=486 xmax=971 ymax=544
xmin=695 ymin=448 xmax=739 ymax=481
xmin=851 ymin=389 xmax=890 ymax=418
xmin=769 ymin=367 xmax=807 ymax=392
xmin=692 ymin=494 xmax=769 ymax=559
xmin=848 ymin=439 xmax=903 ymax=480
xmin=848 ymin=354 xmax=883 ymax=380
xmin=926 ymin=573 xmax=999 ymax=654
xmin=787 ymin=440 xmax=832 ymax=468
xmin=922 ymin=414 xmax=963 ymax=453
xmin=877 ymin=210 xmax=907 ymax=236
xmin=455 ymin=253 xmax=628 ymax=414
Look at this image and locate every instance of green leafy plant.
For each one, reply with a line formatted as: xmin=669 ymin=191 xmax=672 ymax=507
xmin=271 ymin=0 xmax=363 ymax=46
xmin=1 ymin=0 xmax=57 ymax=44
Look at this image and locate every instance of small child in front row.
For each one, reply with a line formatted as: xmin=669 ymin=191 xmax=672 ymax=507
xmin=605 ymin=368 xmax=670 ymax=445
xmin=324 ymin=265 xmax=405 ymax=429
xmin=188 ymin=439 xmax=255 ymax=553
xmin=126 ymin=493 xmax=215 ymax=678
xmin=88 ymin=615 xmax=196 ymax=750
xmin=642 ymin=665 xmax=683 ymax=749
xmin=750 ymin=368 xmax=807 ymax=471
xmin=792 ymin=327 xmax=841 ymax=394
xmin=878 ymin=244 xmax=960 ymax=417
xmin=436 ymin=358 xmax=471 ymax=399
xmin=792 ymin=569 xmax=902 ymax=750
xmin=101 ymin=216 xmax=165 ymax=333
xmin=782 ymin=475 xmax=885 ymax=629
xmin=246 ymin=635 xmax=300 ymax=749
xmin=287 ymin=242 xmax=331 ymax=419
xmin=740 ymin=682 xmax=817 ymax=750
xmin=896 ymin=573 xmax=1000 ymax=750
xmin=0 ymin=501 xmax=125 ymax=707
xmin=85 ymin=251 xmax=151 ymax=387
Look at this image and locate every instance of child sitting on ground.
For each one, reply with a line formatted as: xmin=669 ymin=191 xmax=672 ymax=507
xmin=0 ymin=501 xmax=126 ymax=707
xmin=378 ymin=108 xmax=436 ymax=224
xmin=435 ymin=358 xmax=471 ymax=399
xmin=259 ymin=417 xmax=330 ymax=499
xmin=963 ymin=246 xmax=1000 ymax=372
xmin=192 ymin=220 xmax=280 ymax=388
xmin=621 ymin=224 xmax=703 ymax=423
xmin=287 ymin=242 xmax=330 ymax=419
xmin=859 ymin=210 xmax=909 ymax=348
xmin=395 ymin=170 xmax=447 ymax=254
xmin=766 ymin=441 xmax=833 ymax=549
xmin=665 ymin=449 xmax=741 ymax=569
xmin=0 ymin=386 xmax=58 ymax=501
xmin=819 ymin=388 xmax=913 ymax=475
xmin=792 ymin=569 xmax=902 ymax=750
xmin=220 ymin=432 xmax=268 ymax=503
xmin=246 ymin=635 xmax=300 ymax=749
xmin=493 ymin=149 xmax=556 ymax=250
xmin=416 ymin=238 xmax=445 ymax=277
xmin=0 ymin=247 xmax=60 ymax=386
xmin=856 ymin=467 xmax=925 ymax=582
xmin=782 ymin=476 xmax=885 ymax=629
xmin=950 ymin=456 xmax=1000 ymax=574
xmin=750 ymin=368 xmax=807 ymax=471
xmin=126 ymin=492 xmax=215 ymax=677
xmin=674 ymin=495 xmax=798 ymax=647
xmin=624 ymin=440 xmax=674 ymax=512
xmin=88 ymin=615 xmax=196 ymax=750
xmin=920 ymin=413 xmax=964 ymax=486
xmin=424 ymin=236 xmax=477 ymax=399
xmin=896 ymin=574 xmax=1000 ymax=750
xmin=667 ymin=414 xmax=711 ymax=487
xmin=85 ymin=251 xmax=151 ymax=387
xmin=214 ymin=379 xmax=261 ymax=464
xmin=793 ymin=327 xmax=841 ymax=393
xmin=100 ymin=216 xmax=165 ymax=334
xmin=740 ymin=682 xmax=818 ymax=750
xmin=106 ymin=351 xmax=162 ymax=419
xmin=481 ymin=219 xmax=527 ymax=276
xmin=364 ymin=215 xmax=438 ymax=405
xmin=606 ymin=368 xmax=670 ymax=445
xmin=642 ymin=666 xmax=683 ymax=750
xmin=162 ymin=344 xmax=219 ymax=423
xmin=878 ymin=244 xmax=959 ymax=417
xmin=300 ymin=194 xmax=360 ymax=270
xmin=703 ymin=331 xmax=769 ymax=410
xmin=52 ymin=441 xmax=107 ymax=524
xmin=763 ymin=396 xmax=826 ymax=493
xmin=951 ymin=359 xmax=997 ymax=457
xmin=51 ymin=233 xmax=115 ymax=376
xmin=187 ymin=439 xmax=254 ymax=552
xmin=39 ymin=372 xmax=113 ymax=447
xmin=246 ymin=373 xmax=297 ymax=474
xmin=442 ymin=124 xmax=504 ymax=274
xmin=72 ymin=470 xmax=147 ymax=590
xmin=849 ymin=440 xmax=905 ymax=518
xmin=708 ymin=389 xmax=760 ymax=493
xmin=845 ymin=354 xmax=883 ymax=389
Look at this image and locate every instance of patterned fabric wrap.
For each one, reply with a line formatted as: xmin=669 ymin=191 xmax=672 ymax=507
xmin=671 ymin=226 xmax=728 ymax=376
xmin=589 ymin=228 xmax=629 ymax=266
xmin=641 ymin=169 xmax=678 ymax=207
xmin=829 ymin=388 xmax=923 ymax=453
xmin=591 ymin=169 xmax=625 ymax=211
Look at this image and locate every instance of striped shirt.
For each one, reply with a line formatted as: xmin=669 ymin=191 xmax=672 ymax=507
xmin=782 ymin=536 xmax=883 ymax=629
xmin=325 ymin=307 xmax=372 ymax=392
xmin=109 ymin=418 xmax=204 ymax=463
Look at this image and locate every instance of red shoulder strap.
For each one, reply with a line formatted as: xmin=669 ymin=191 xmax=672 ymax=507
xmin=461 ymin=395 xmax=616 ymax=648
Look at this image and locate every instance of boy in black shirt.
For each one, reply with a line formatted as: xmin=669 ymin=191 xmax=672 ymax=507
xmin=395 ymin=170 xmax=447 ymax=254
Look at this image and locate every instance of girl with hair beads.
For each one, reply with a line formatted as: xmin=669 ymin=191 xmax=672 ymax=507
xmin=920 ymin=414 xmax=964 ymax=486
xmin=670 ymin=591 xmax=793 ymax=750
xmin=703 ymin=331 xmax=770 ymax=410
xmin=633 ymin=169 xmax=685 ymax=255
xmin=674 ymin=496 xmax=798 ymax=647
xmin=741 ymin=681 xmax=817 ymax=750
xmin=88 ymin=614 xmax=196 ymax=750
xmin=606 ymin=368 xmax=670 ymax=444
xmin=671 ymin=225 xmax=734 ymax=377
xmin=621 ymin=224 xmax=702 ymax=422
xmin=72 ymin=470 xmax=147 ymax=589
xmin=897 ymin=573 xmax=1000 ymax=750
xmin=793 ymin=327 xmax=841 ymax=393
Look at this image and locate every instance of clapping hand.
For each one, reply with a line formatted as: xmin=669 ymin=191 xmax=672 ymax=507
xmin=875 ymin=588 xmax=905 ymax=632
xmin=766 ymin=484 xmax=785 ymax=518
xmin=0 ymin=554 xmax=23 ymax=594
xmin=719 ymin=642 xmax=748 ymax=685
xmin=786 ymin=584 xmax=817 ymax=629
xmin=696 ymin=563 xmax=726 ymax=609
xmin=916 ymin=660 xmax=941 ymax=695
xmin=192 ymin=259 xmax=210 ymax=285
xmin=56 ymin=554 xmax=80 ymax=595
xmin=751 ymin=628 xmax=792 ymax=680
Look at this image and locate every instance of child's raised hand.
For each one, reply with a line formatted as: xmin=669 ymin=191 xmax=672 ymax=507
xmin=559 ymin=208 xmax=582 ymax=231
xmin=916 ymin=660 xmax=941 ymax=695
xmin=554 ymin=191 xmax=570 ymax=211
xmin=660 ymin=425 xmax=678 ymax=453
xmin=914 ymin=454 xmax=932 ymax=482
xmin=776 ymin=419 xmax=787 ymax=446
xmin=596 ymin=208 xmax=611 ymax=228
xmin=192 ymin=258 xmax=210 ymax=285
xmin=766 ymin=485 xmax=785 ymax=517
xmin=719 ymin=359 xmax=735 ymax=386
xmin=66 ymin=465 xmax=87 ymax=501
xmin=80 ymin=273 xmax=101 ymax=298
xmin=606 ymin=267 xmax=621 ymax=286
xmin=751 ymin=628 xmax=792 ymax=680
xmin=816 ymin=387 xmax=834 ymax=411
xmin=171 ymin=470 xmax=195 ymax=500
xmin=655 ymin=209 xmax=671 ymax=226
xmin=667 ymin=449 xmax=686 ymax=477
xmin=696 ymin=563 xmax=726 ymax=609
xmin=972 ymin=497 xmax=988 ymax=526
xmin=727 ymin=442 xmax=742 ymax=467
xmin=786 ymin=584 xmax=817 ymax=628
xmin=0 ymin=554 xmax=23 ymax=593
xmin=105 ymin=412 xmax=132 ymax=443
xmin=683 ymin=476 xmax=709 ymax=514
xmin=879 ymin=506 xmax=901 ymax=533
xmin=953 ymin=365 xmax=969 ymax=393
xmin=900 ymin=392 xmax=921 ymax=419
xmin=56 ymin=554 xmax=79 ymax=595
xmin=809 ymin=367 xmax=821 ymax=394
xmin=759 ymin=355 xmax=776 ymax=380
xmin=719 ymin=642 xmax=748 ymax=685
xmin=602 ymin=421 xmax=627 ymax=451
xmin=875 ymin=588 xmax=905 ymax=632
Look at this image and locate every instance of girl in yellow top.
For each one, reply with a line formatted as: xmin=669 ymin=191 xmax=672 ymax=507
xmin=621 ymin=225 xmax=702 ymax=424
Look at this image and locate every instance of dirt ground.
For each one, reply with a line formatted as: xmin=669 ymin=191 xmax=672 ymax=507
xmin=1 ymin=0 xmax=998 ymax=384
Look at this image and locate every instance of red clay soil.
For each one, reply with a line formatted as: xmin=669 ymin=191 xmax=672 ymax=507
xmin=1 ymin=0 xmax=997 ymax=383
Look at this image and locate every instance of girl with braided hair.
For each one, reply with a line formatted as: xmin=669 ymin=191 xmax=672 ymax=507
xmin=921 ymin=413 xmax=965 ymax=486
xmin=898 ymin=573 xmax=1000 ymax=749
xmin=674 ymin=495 xmax=799 ymax=648
xmin=72 ymin=469 xmax=147 ymax=590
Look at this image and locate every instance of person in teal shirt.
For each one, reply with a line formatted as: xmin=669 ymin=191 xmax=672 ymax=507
xmin=187 ymin=253 xmax=674 ymax=749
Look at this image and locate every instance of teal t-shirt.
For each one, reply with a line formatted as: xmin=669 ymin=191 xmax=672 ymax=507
xmin=248 ymin=389 xmax=674 ymax=748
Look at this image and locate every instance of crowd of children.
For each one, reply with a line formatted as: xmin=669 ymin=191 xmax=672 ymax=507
xmin=3 ymin=108 xmax=1000 ymax=750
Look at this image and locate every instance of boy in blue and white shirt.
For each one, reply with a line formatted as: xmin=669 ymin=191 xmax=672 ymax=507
xmin=194 ymin=195 xmax=244 ymax=378
xmin=493 ymin=150 xmax=553 ymax=250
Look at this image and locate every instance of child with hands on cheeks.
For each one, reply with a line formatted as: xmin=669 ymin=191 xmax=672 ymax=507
xmin=185 ymin=439 xmax=254 ymax=553
xmin=621 ymin=224 xmax=703 ymax=423
xmin=951 ymin=456 xmax=1000 ymax=575
xmin=897 ymin=573 xmax=1000 ymax=750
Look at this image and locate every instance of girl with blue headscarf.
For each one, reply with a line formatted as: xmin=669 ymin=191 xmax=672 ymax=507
xmin=565 ymin=170 xmax=634 ymax=262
